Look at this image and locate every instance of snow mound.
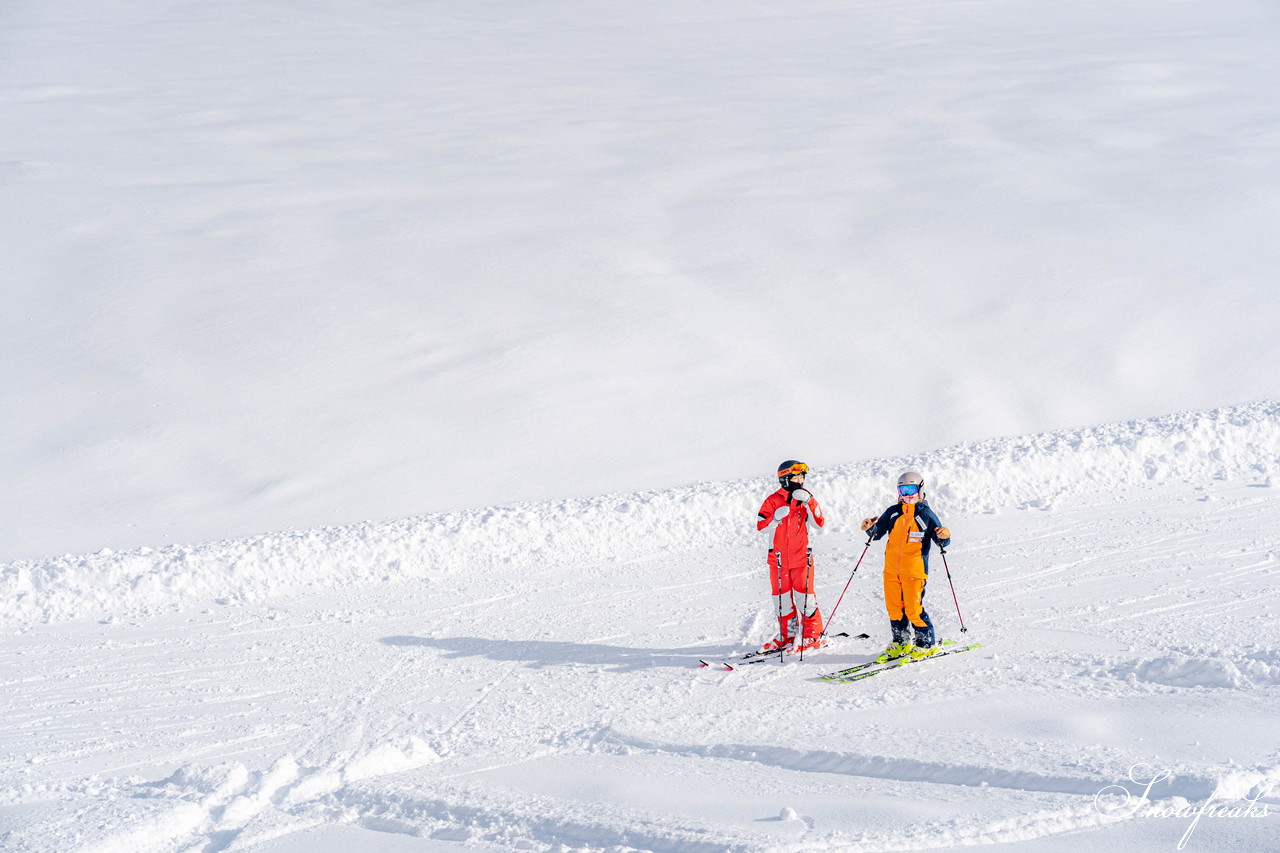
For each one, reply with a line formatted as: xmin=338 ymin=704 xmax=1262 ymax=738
xmin=4 ymin=400 xmax=1279 ymax=625
xmin=1113 ymin=654 xmax=1250 ymax=689
xmin=60 ymin=741 xmax=443 ymax=853
xmin=343 ymin=737 xmax=440 ymax=784
xmin=1108 ymin=645 xmax=1280 ymax=690
xmin=1240 ymin=654 xmax=1280 ymax=687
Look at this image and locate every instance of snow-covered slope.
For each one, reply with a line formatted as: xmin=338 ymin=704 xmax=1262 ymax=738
xmin=5 ymin=0 xmax=1280 ymax=849
xmin=6 ymin=400 xmax=1278 ymax=627
xmin=2 ymin=404 xmax=1278 ymax=852
xmin=5 ymin=0 xmax=1280 ymax=560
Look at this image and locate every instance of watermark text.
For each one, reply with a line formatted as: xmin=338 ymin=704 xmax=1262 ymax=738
xmin=1094 ymin=763 xmax=1272 ymax=849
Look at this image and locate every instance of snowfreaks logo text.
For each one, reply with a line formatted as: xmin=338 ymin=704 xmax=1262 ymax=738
xmin=1093 ymin=763 xmax=1273 ymax=850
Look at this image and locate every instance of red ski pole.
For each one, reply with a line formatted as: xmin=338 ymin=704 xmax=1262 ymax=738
xmin=821 ymin=535 xmax=872 ymax=639
xmin=939 ymin=547 xmax=967 ymax=634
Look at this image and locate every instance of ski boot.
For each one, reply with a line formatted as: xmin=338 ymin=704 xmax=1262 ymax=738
xmin=761 ymin=634 xmax=794 ymax=653
xmin=875 ymin=641 xmax=914 ymax=663
xmin=791 ymin=634 xmax=826 ymax=654
xmin=908 ymin=642 xmax=940 ymax=660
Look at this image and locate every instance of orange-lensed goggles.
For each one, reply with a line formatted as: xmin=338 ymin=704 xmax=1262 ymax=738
xmin=778 ymin=463 xmax=808 ymax=476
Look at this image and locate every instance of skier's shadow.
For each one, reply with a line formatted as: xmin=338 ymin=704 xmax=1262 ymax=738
xmin=380 ymin=635 xmax=740 ymax=672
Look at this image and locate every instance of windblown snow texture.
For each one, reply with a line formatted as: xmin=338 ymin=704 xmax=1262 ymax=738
xmin=4 ymin=0 xmax=1280 ymax=561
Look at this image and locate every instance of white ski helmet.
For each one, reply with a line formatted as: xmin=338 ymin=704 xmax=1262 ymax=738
xmin=897 ymin=471 xmax=925 ymax=502
xmin=897 ymin=471 xmax=924 ymax=488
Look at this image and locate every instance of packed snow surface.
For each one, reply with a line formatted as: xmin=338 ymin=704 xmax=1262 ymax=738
xmin=4 ymin=0 xmax=1280 ymax=559
xmin=2 ymin=404 xmax=1279 ymax=852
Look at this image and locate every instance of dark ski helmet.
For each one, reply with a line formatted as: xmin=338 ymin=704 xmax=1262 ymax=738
xmin=778 ymin=460 xmax=808 ymax=490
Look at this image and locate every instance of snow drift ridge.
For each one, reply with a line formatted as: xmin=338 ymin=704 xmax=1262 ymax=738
xmin=5 ymin=400 xmax=1278 ymax=625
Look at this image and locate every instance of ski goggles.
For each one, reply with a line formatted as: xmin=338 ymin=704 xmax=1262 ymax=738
xmin=779 ymin=463 xmax=808 ymax=476
xmin=897 ymin=483 xmax=921 ymax=497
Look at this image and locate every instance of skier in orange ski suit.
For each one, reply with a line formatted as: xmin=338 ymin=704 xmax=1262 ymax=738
xmin=861 ymin=471 xmax=952 ymax=650
xmin=756 ymin=460 xmax=826 ymax=652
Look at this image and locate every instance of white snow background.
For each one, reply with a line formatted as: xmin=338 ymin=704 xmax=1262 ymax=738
xmin=2 ymin=1 xmax=1280 ymax=851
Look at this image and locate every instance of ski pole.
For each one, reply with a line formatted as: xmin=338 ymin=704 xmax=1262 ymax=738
xmin=939 ymin=546 xmax=967 ymax=633
xmin=822 ymin=535 xmax=872 ymax=639
xmin=774 ymin=550 xmax=787 ymax=663
xmin=800 ymin=549 xmax=813 ymax=662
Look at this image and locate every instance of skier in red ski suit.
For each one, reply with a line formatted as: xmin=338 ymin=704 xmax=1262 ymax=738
xmin=756 ymin=460 xmax=827 ymax=652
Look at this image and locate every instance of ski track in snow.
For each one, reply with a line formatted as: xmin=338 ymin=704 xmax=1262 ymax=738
xmin=3 ymin=404 xmax=1280 ymax=852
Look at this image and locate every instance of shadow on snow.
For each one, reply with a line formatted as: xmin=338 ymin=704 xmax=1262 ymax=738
xmin=379 ymin=634 xmax=744 ymax=672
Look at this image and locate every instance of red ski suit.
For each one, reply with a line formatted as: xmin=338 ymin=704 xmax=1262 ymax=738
xmin=756 ymin=489 xmax=826 ymax=641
